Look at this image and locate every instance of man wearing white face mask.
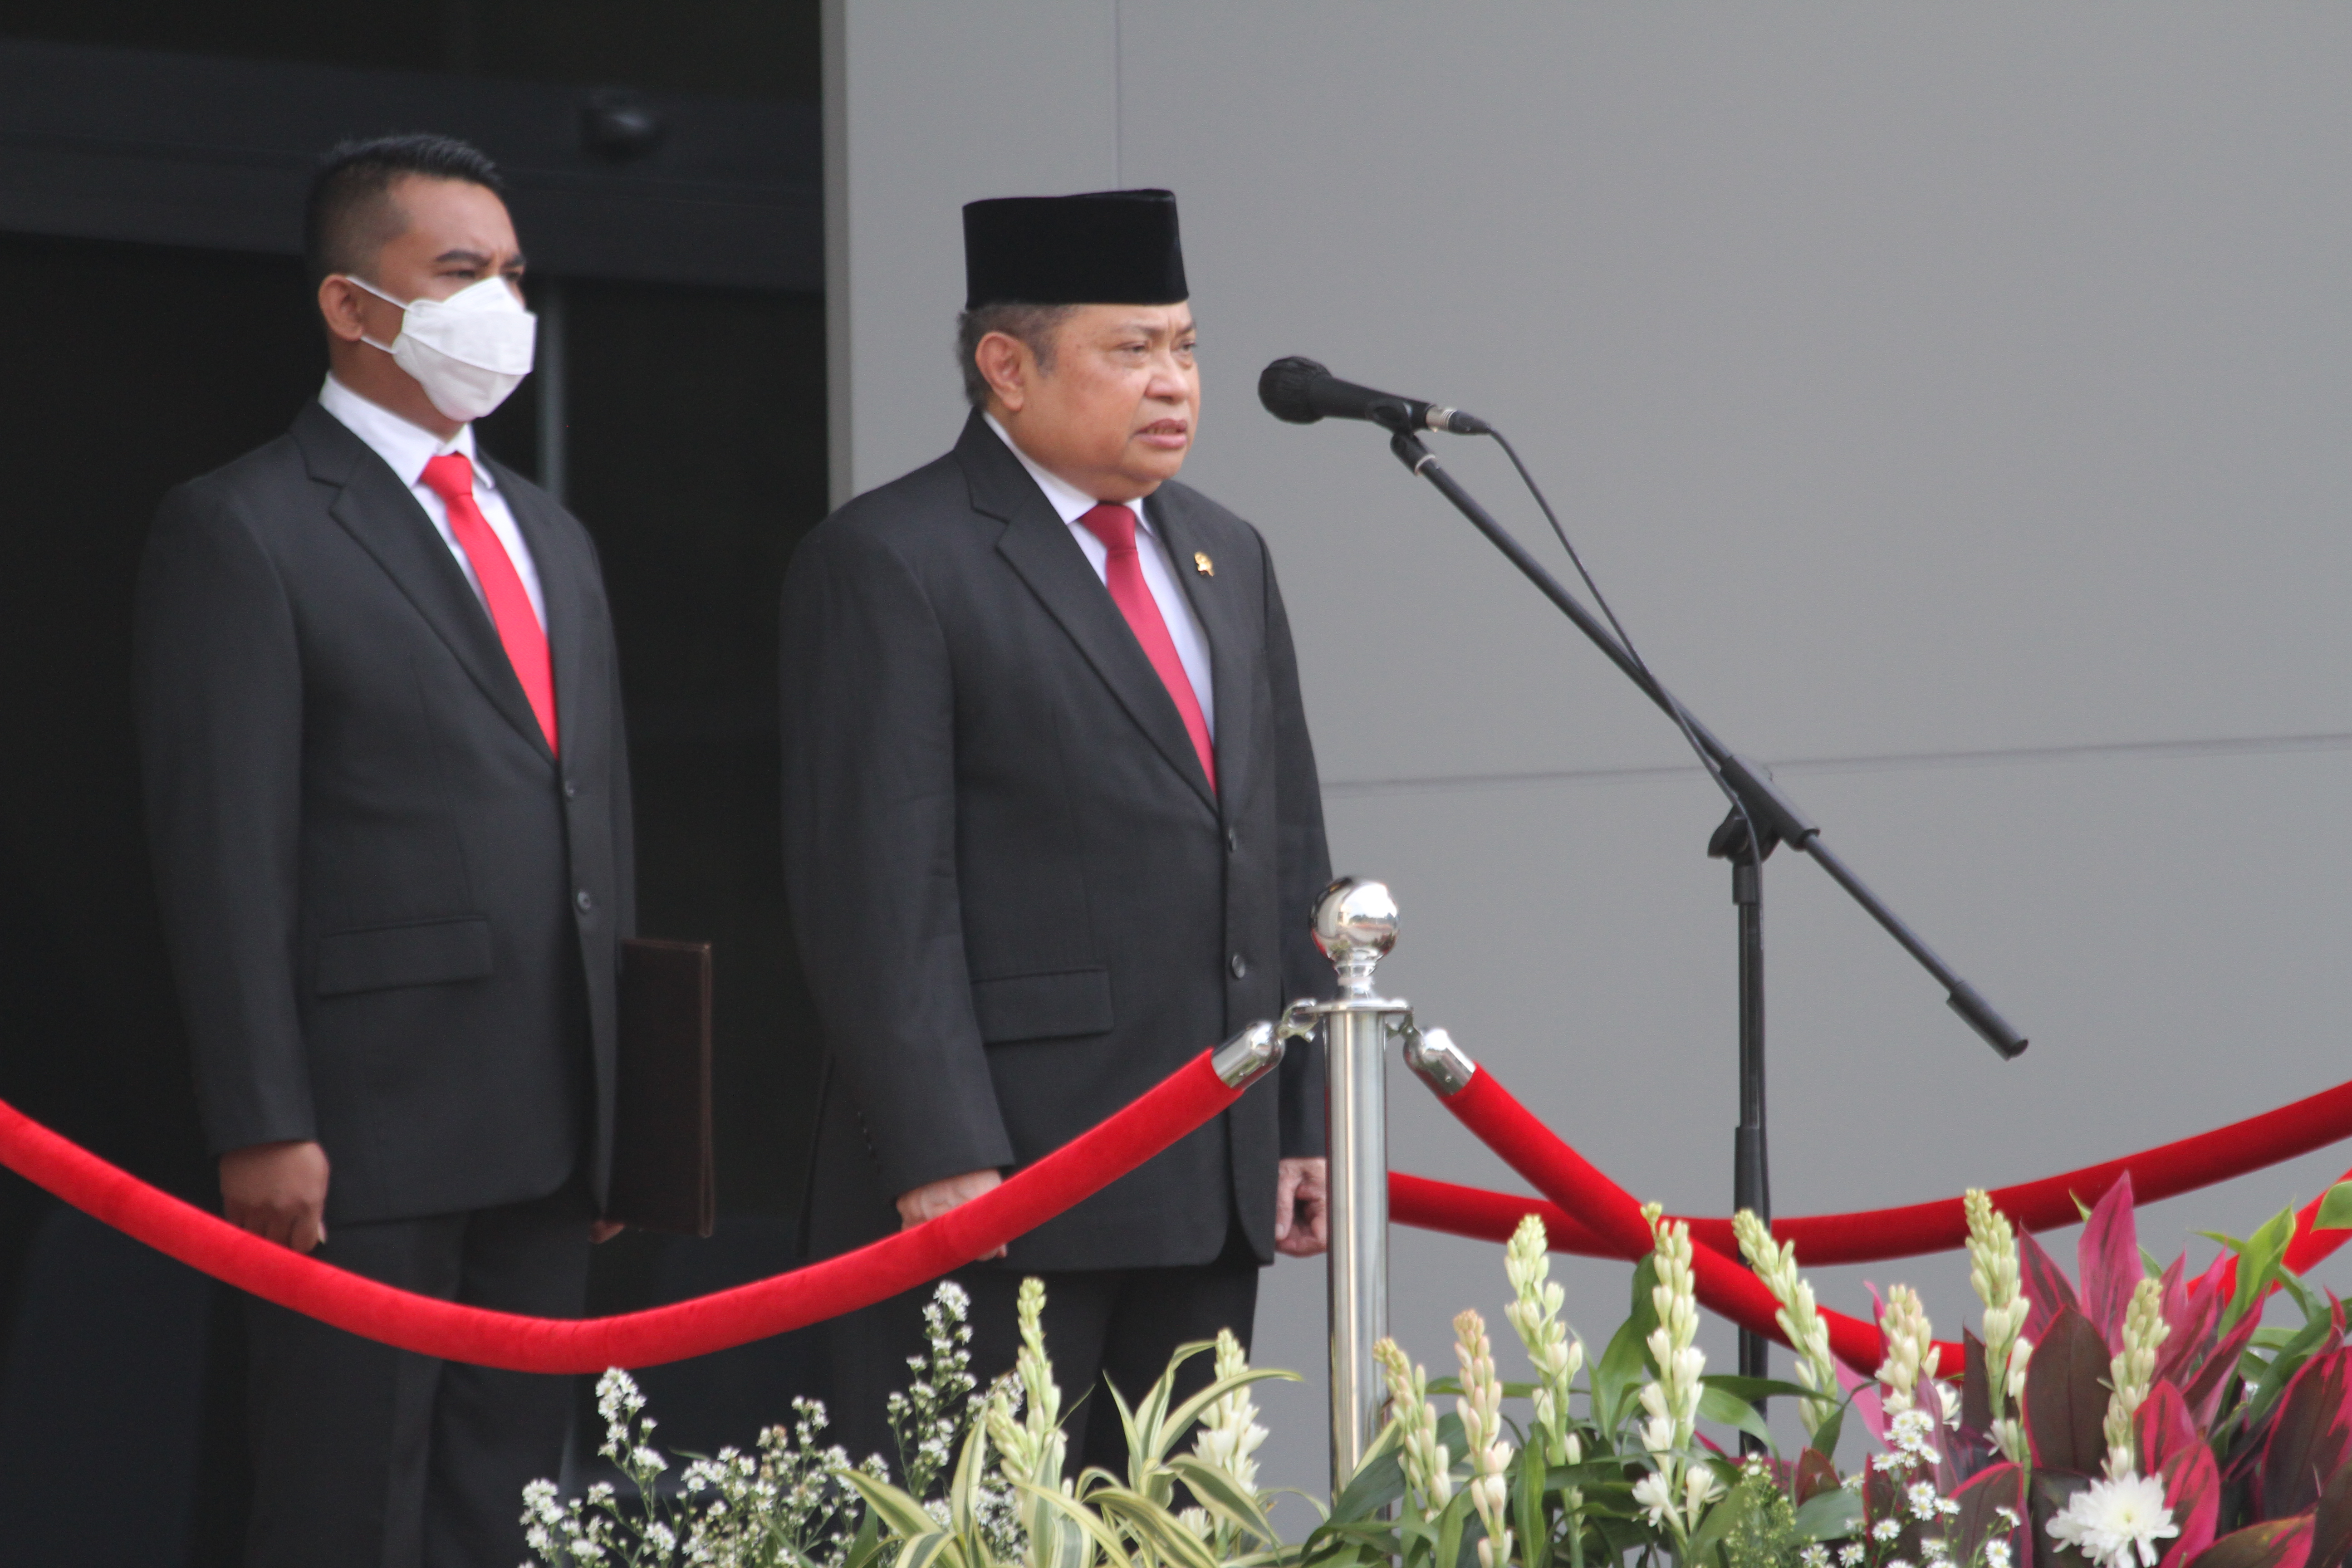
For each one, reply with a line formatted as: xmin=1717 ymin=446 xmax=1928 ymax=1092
xmin=134 ymin=134 xmax=635 ymax=1567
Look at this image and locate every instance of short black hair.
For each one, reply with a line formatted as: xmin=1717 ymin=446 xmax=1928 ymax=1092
xmin=954 ymin=302 xmax=1075 ymax=408
xmin=304 ymin=133 xmax=505 ymax=285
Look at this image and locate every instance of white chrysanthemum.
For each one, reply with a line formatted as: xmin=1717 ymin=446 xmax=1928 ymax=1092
xmin=2047 ymin=1475 xmax=2180 ymax=1568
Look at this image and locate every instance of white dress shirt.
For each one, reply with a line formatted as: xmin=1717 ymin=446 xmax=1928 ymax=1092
xmin=984 ymin=413 xmax=1215 ymax=738
xmin=317 ymin=374 xmax=548 ymax=630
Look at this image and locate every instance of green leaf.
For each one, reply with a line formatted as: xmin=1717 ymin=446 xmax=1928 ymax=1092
xmin=843 ymin=1503 xmax=886 ymax=1568
xmin=1329 ymin=1421 xmax=1407 ymax=1522
xmin=2202 ymin=1205 xmax=2299 ymax=1330
xmin=1514 ymin=1445 xmax=1551 ymax=1568
xmin=1810 ymin=1404 xmax=1847 ymax=1463
xmin=1685 ymin=1469 xmax=1756 ymax=1567
xmin=2238 ymin=1308 xmax=2341 ymax=1438
xmin=1697 ymin=1385 xmax=1774 ymax=1453
xmin=841 ymin=1469 xmax=951 ymax=1543
xmin=1020 ymin=1480 xmax=1139 ymax=1568
xmin=1792 ymin=1487 xmax=1864 ymax=1542
xmin=1434 ymin=1486 xmax=1475 ymax=1568
xmin=1156 ymin=1366 xmax=1302 ymax=1469
xmin=1593 ymin=1256 xmax=1662 ymax=1438
xmin=1298 ymin=1517 xmax=1400 ymax=1568
xmin=1699 ymin=1374 xmax=1823 ymax=1404
xmin=1093 ymin=1487 xmax=1224 ymax=1568
xmin=947 ymin=1413 xmax=989 ymax=1536
xmin=1165 ymin=1455 xmax=1280 ymax=1545
xmin=2317 ymin=1182 xmax=2352 ymax=1235
xmin=898 ymin=1532 xmax=961 ymax=1568
xmin=1132 ymin=1342 xmax=1218 ymax=1472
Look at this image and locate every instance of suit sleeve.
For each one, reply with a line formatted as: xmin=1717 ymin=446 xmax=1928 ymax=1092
xmin=134 ymin=482 xmax=315 ymax=1156
xmin=1260 ymin=535 xmax=1336 ymax=1159
xmin=779 ymin=523 xmax=1016 ymax=1196
xmin=592 ymin=531 xmax=637 ymax=946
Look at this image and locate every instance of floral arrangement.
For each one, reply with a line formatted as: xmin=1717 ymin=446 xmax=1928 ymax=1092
xmin=523 ymin=1176 xmax=2352 ymax=1568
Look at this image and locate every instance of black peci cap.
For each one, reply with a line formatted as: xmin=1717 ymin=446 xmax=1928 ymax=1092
xmin=962 ymin=189 xmax=1188 ymax=310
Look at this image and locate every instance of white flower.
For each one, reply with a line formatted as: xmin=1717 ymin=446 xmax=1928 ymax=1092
xmin=2047 ymin=1475 xmax=2180 ymax=1568
xmin=1633 ymin=1470 xmax=1677 ymax=1527
xmin=1877 ymin=1285 xmax=1939 ymax=1414
xmin=1802 ymin=1547 xmax=1833 ymax=1568
xmin=1874 ymin=1519 xmax=1904 ymax=1543
xmin=1890 ymin=1406 xmax=1939 ymax=1458
xmin=1909 ymin=1481 xmax=1942 ymax=1521
xmin=1455 ymin=1310 xmax=1515 ymax=1568
xmin=1985 ymin=1539 xmax=2014 ymax=1568
xmin=1840 ymin=1548 xmax=1865 ymax=1568
xmin=2105 ymin=1277 xmax=2173 ymax=1478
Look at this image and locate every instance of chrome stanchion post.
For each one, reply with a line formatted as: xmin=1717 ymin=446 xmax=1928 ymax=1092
xmin=1302 ymin=878 xmax=1413 ymax=1492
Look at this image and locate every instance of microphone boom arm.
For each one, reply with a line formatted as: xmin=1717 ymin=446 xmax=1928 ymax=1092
xmin=1386 ymin=427 xmax=2026 ymax=1059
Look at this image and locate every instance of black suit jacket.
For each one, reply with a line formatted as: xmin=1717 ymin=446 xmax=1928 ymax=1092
xmin=135 ymin=401 xmax=634 ymax=1225
xmin=780 ymin=413 xmax=1333 ymax=1272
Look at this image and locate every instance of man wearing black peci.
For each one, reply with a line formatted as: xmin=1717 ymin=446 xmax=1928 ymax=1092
xmin=780 ymin=189 xmax=1334 ymax=1471
xmin=135 ymin=135 xmax=633 ymax=1566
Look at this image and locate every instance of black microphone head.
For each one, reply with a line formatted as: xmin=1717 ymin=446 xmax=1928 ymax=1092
xmin=1258 ymin=357 xmax=1331 ymax=424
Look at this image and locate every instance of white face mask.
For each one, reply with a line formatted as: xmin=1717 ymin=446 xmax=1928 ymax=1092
xmin=348 ymin=274 xmax=537 ymax=423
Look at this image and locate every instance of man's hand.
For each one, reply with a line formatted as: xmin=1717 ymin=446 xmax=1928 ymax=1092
xmin=897 ymin=1168 xmax=1007 ymax=1259
xmin=591 ymin=1220 xmax=626 ymax=1244
xmin=1275 ymin=1157 xmax=1329 ymax=1257
xmin=220 ymin=1140 xmax=331 ymax=1253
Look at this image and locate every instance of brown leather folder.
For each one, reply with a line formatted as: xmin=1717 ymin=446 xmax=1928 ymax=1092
xmin=607 ymin=937 xmax=716 ymax=1237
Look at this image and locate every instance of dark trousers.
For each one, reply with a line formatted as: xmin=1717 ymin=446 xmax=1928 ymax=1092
xmin=243 ymin=1183 xmax=593 ymax=1568
xmin=823 ymin=1226 xmax=1260 ymax=1482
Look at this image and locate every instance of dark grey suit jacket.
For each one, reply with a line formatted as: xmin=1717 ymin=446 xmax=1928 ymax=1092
xmin=135 ymin=400 xmax=634 ymax=1226
xmin=781 ymin=413 xmax=1333 ymax=1273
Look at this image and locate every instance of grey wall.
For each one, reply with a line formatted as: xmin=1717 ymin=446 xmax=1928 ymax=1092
xmin=823 ymin=1 xmax=2352 ymax=1508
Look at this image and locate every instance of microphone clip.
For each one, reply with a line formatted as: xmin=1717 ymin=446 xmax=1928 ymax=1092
xmin=1387 ymin=427 xmax=1438 ymax=477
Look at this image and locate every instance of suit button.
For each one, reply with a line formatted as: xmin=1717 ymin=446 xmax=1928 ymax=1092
xmin=564 ymin=780 xmax=578 ymax=799
xmin=1225 ymin=828 xmax=1238 ymax=854
xmin=1229 ymin=952 xmax=1248 ymax=979
xmin=575 ymin=889 xmax=594 ymax=914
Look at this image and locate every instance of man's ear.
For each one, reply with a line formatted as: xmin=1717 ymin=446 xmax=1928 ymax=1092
xmin=974 ymin=330 xmax=1031 ymax=413
xmin=316 ymin=276 xmax=369 ymax=344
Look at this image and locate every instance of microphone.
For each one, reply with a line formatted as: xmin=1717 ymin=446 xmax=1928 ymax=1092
xmin=1258 ymin=356 xmax=1490 ymax=435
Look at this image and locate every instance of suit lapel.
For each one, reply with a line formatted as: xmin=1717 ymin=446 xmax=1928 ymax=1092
xmin=490 ymin=459 xmax=588 ymax=763
xmin=294 ymin=404 xmax=554 ymax=763
xmin=961 ymin=415 xmax=1217 ymax=812
xmin=1147 ymin=490 xmax=1251 ymax=818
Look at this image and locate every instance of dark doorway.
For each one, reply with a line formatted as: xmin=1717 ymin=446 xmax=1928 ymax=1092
xmin=0 ymin=7 xmax=828 ymax=1558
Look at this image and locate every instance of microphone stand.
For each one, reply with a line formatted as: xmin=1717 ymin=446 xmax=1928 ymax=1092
xmin=1382 ymin=424 xmax=2026 ymax=1397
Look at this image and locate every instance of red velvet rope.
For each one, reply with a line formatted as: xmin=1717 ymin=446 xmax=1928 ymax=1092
xmin=0 ymin=1051 xmax=1243 ymax=1374
xmin=9 ymin=1024 xmax=2347 ymax=1380
xmin=1433 ymin=1066 xmax=1950 ymax=1374
xmin=1407 ymin=1068 xmax=2352 ymax=1375
xmin=1396 ymin=1072 xmax=2352 ymax=1266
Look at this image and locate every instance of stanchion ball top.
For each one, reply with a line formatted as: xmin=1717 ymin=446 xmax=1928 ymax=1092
xmin=1314 ymin=877 xmax=1398 ymax=965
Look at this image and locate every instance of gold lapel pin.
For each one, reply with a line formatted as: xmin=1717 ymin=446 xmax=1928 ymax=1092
xmin=1193 ymin=551 xmax=1214 ymax=577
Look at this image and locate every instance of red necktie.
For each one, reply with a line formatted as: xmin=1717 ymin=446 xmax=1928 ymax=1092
xmin=1075 ymin=503 xmax=1215 ymax=792
xmin=419 ymin=452 xmax=558 ymax=754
